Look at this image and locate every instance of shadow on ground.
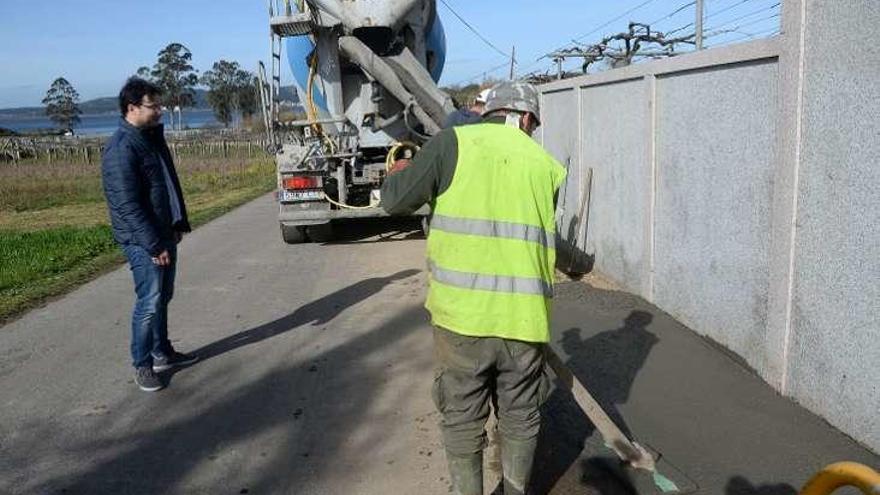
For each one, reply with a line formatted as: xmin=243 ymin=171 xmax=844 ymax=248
xmin=528 ymin=281 xmax=823 ymax=495
xmin=323 ymin=217 xmax=425 ymax=245
xmin=175 ymin=268 xmax=419 ymax=366
xmin=726 ymin=476 xmax=797 ymax=495
xmin=26 ymin=269 xmax=430 ymax=494
xmin=531 ymin=307 xmax=658 ymax=495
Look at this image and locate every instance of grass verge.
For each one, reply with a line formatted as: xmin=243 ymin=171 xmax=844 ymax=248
xmin=0 ymin=156 xmax=274 ymax=325
xmin=0 ymin=186 xmax=272 ymax=324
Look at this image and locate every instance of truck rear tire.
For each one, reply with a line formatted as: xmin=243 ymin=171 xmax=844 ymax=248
xmin=281 ymin=224 xmax=307 ymax=244
xmin=306 ymin=223 xmax=334 ymax=243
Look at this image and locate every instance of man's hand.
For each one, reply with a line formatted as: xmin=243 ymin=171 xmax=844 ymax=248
xmin=152 ymin=250 xmax=172 ymax=266
xmin=387 ymin=158 xmax=411 ymax=175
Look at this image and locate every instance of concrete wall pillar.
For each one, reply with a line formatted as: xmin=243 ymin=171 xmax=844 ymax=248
xmin=764 ymin=0 xmax=805 ymax=392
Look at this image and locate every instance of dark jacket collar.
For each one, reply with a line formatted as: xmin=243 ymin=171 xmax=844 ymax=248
xmin=118 ymin=117 xmax=166 ymax=144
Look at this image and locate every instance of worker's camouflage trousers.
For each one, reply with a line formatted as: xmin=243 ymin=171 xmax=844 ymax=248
xmin=432 ymin=326 xmax=551 ymax=495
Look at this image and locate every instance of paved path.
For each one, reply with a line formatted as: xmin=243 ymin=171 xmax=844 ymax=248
xmin=1 ymin=195 xmax=446 ymax=494
xmin=1 ymin=194 xmax=876 ymax=494
xmin=541 ymin=282 xmax=878 ymax=494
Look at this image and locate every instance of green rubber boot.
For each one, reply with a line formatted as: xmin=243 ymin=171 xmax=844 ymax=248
xmin=500 ymin=437 xmax=537 ymax=495
xmin=447 ymin=451 xmax=484 ymax=495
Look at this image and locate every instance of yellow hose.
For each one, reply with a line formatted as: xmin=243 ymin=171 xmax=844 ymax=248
xmin=323 ymin=142 xmax=421 ymax=210
xmin=306 ymin=51 xmax=336 ymax=153
xmin=323 ymin=195 xmax=377 ymax=210
xmin=385 ymin=141 xmax=419 ymax=171
xmin=799 ymin=462 xmax=880 ymax=495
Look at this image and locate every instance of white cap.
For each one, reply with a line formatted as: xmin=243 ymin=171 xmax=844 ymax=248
xmin=475 ymin=88 xmax=491 ymax=104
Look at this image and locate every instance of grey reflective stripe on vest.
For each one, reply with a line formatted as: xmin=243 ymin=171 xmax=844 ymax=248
xmin=428 ymin=261 xmax=553 ymax=298
xmin=430 ymin=214 xmax=556 ymax=250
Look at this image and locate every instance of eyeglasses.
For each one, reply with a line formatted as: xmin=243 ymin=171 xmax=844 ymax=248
xmin=138 ymin=102 xmax=162 ymax=110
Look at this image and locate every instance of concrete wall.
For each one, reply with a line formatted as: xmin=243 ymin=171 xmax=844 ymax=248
xmin=579 ymin=80 xmax=652 ymax=296
xmin=653 ymin=61 xmax=777 ymax=363
xmin=541 ymin=88 xmax=579 ymax=239
xmin=538 ymin=1 xmax=879 ymax=453
xmin=776 ymin=0 xmax=880 ymax=451
xmin=540 ymin=39 xmax=781 ymax=367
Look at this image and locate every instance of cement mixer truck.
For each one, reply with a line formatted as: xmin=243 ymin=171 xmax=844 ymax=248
xmin=258 ymin=0 xmax=454 ymax=243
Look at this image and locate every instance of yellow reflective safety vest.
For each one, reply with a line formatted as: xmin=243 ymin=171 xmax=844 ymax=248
xmin=425 ymin=123 xmax=567 ymax=343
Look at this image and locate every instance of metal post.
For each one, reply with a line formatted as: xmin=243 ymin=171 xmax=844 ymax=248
xmin=695 ymin=0 xmax=704 ymax=50
xmin=509 ymin=45 xmax=516 ymax=80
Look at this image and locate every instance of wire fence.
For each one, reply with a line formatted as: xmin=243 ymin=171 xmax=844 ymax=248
xmin=0 ymin=132 xmax=271 ymax=166
xmin=518 ymin=0 xmax=781 ymax=83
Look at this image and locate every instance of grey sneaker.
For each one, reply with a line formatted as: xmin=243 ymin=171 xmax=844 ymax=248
xmin=135 ymin=366 xmax=163 ymax=392
xmin=152 ymin=351 xmax=199 ymax=372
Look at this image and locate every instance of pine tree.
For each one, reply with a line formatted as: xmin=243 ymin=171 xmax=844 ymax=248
xmin=42 ymin=77 xmax=82 ymax=132
xmin=236 ymin=74 xmax=259 ymax=121
xmin=153 ymin=43 xmax=199 ymax=108
xmin=138 ymin=43 xmax=199 ymax=129
xmin=201 ymin=60 xmax=259 ymax=128
xmin=201 ymin=60 xmax=240 ymax=127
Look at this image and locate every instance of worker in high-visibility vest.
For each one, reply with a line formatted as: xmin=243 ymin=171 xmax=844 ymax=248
xmin=381 ymin=81 xmax=567 ymax=495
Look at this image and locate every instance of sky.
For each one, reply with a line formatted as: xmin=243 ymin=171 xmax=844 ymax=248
xmin=0 ymin=0 xmax=782 ymax=109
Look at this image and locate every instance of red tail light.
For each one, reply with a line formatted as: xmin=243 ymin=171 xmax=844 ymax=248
xmin=283 ymin=176 xmax=320 ymax=190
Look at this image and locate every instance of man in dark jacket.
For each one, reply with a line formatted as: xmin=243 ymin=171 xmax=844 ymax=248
xmin=442 ymin=88 xmax=489 ymax=129
xmin=101 ymin=77 xmax=197 ymax=392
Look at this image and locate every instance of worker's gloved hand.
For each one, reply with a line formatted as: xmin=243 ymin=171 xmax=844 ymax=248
xmin=388 ymin=158 xmax=411 ymax=175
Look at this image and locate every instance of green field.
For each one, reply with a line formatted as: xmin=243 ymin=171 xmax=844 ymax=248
xmin=0 ymin=145 xmax=275 ymax=323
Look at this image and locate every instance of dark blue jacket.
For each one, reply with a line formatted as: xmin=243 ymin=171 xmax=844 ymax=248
xmin=101 ymin=119 xmax=190 ymax=256
xmin=442 ymin=108 xmax=481 ymax=129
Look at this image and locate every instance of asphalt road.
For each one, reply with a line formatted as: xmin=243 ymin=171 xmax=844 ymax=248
xmin=1 ymin=195 xmax=449 ymax=494
xmin=2 ymin=194 xmax=876 ymax=495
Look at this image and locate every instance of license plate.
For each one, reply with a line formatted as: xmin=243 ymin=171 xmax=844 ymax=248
xmin=281 ymin=189 xmax=325 ymax=202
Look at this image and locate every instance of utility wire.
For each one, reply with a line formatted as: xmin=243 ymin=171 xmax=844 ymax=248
xmin=705 ymin=0 xmax=759 ymax=21
xmin=453 ymin=59 xmax=511 ymax=86
xmin=667 ymin=0 xmax=771 ymax=38
xmin=518 ymin=0 xmax=662 ymax=77
xmin=572 ymin=0 xmax=663 ymax=42
xmin=704 ymin=12 xmax=780 ymax=39
xmin=731 ymin=25 xmax=781 ymax=39
xmin=438 ymin=0 xmax=511 ymax=58
xmin=648 ymin=1 xmax=696 ymax=27
xmin=729 ymin=12 xmax=781 ymax=31
xmin=665 ymin=0 xmax=778 ymax=36
xmin=705 ymin=25 xmax=780 ymax=47
xmin=705 ymin=2 xmax=780 ymax=32
xmin=673 ymin=8 xmax=779 ymax=46
xmin=519 ymin=0 xmax=779 ymax=81
xmin=665 ymin=20 xmax=694 ymax=36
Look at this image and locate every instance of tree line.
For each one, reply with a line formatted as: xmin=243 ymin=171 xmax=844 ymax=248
xmin=42 ymin=42 xmax=261 ymax=133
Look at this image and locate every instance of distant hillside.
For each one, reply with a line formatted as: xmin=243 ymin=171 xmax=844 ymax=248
xmin=0 ymin=86 xmax=299 ymax=118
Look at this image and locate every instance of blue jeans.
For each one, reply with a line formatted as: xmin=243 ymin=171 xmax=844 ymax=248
xmin=122 ymin=243 xmax=177 ymax=368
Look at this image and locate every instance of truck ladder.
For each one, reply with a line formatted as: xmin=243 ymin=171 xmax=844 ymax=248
xmin=267 ymin=0 xmax=313 ymax=124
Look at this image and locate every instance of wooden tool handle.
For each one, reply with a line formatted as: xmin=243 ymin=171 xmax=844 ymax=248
xmin=546 ymin=345 xmax=652 ymax=467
